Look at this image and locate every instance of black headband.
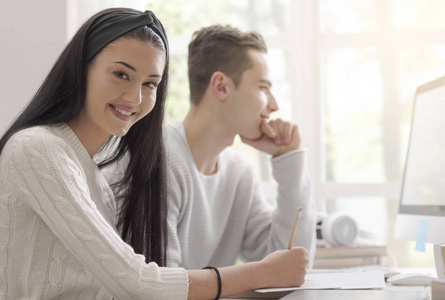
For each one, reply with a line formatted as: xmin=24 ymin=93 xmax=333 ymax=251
xmin=86 ymin=10 xmax=168 ymax=61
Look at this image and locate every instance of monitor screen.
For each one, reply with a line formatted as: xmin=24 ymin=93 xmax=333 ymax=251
xmin=399 ymin=78 xmax=445 ymax=216
xmin=395 ymin=76 xmax=445 ymax=279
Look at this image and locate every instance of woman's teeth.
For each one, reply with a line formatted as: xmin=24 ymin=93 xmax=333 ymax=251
xmin=113 ymin=106 xmax=132 ymax=116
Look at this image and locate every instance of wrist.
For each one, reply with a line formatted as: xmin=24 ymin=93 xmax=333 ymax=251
xmin=272 ymin=146 xmax=299 ymax=158
xmin=202 ymin=266 xmax=222 ymax=300
xmin=250 ymin=260 xmax=271 ymax=288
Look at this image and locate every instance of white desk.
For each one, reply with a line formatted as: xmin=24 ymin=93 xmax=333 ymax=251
xmin=225 ymin=268 xmax=436 ymax=300
xmin=227 ymin=286 xmax=429 ymax=300
xmin=279 ymin=287 xmax=429 ymax=300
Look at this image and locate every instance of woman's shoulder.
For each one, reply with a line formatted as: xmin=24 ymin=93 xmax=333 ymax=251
xmin=2 ymin=124 xmax=71 ymax=162
xmin=6 ymin=125 xmax=62 ymax=149
xmin=13 ymin=125 xmax=54 ymax=137
xmin=0 ymin=126 xmax=66 ymax=178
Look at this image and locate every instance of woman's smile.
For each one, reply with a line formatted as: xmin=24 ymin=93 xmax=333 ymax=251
xmin=109 ymin=103 xmax=137 ymax=121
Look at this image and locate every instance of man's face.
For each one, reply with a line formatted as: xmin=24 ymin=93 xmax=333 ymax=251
xmin=225 ymin=49 xmax=278 ymax=139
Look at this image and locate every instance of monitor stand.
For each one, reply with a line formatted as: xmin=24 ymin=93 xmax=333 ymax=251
xmin=434 ymin=244 xmax=445 ymax=279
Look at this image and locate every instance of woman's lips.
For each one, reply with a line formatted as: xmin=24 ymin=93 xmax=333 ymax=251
xmin=109 ymin=104 xmax=136 ymax=121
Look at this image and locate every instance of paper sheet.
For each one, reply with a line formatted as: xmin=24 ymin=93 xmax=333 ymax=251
xmin=255 ymin=271 xmax=385 ymax=293
xmin=255 ymin=279 xmax=339 ymax=293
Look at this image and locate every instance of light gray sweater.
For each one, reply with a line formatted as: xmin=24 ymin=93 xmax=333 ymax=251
xmin=0 ymin=124 xmax=188 ymax=300
xmin=165 ymin=122 xmax=316 ymax=269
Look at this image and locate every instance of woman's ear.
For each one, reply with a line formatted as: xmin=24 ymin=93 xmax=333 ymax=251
xmin=209 ymin=71 xmax=231 ymax=101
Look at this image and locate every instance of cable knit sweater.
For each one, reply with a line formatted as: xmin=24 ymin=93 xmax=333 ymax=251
xmin=0 ymin=123 xmax=188 ymax=300
xmin=165 ymin=122 xmax=316 ymax=269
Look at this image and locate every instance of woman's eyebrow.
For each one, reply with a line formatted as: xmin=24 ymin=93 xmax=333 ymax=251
xmin=113 ymin=61 xmax=136 ymax=72
xmin=113 ymin=61 xmax=161 ymax=78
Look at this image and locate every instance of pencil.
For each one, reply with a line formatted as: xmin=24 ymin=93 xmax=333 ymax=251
xmin=287 ymin=207 xmax=303 ymax=249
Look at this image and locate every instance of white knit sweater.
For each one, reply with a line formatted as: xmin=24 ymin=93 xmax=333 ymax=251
xmin=0 ymin=124 xmax=188 ymax=300
xmin=165 ymin=122 xmax=316 ymax=269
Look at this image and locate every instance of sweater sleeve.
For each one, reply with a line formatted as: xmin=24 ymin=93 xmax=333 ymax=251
xmin=166 ymin=166 xmax=185 ymax=268
xmin=240 ymin=149 xmax=316 ymax=267
xmin=3 ymin=130 xmax=188 ymax=299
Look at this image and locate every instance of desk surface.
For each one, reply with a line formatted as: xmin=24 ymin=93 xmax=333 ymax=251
xmin=226 ymin=286 xmax=429 ymax=300
xmin=280 ymin=287 xmax=428 ymax=300
xmin=225 ymin=268 xmax=435 ymax=300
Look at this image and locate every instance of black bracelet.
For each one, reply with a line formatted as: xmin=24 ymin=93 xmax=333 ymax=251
xmin=202 ymin=266 xmax=222 ymax=300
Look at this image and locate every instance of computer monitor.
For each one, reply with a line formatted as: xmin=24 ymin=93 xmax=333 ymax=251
xmin=395 ymin=76 xmax=445 ymax=279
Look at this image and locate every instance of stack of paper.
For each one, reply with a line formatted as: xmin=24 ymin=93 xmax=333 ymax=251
xmin=314 ymin=244 xmax=387 ymax=268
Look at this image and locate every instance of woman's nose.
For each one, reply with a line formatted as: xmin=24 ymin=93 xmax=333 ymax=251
xmin=124 ymin=84 xmax=142 ymax=105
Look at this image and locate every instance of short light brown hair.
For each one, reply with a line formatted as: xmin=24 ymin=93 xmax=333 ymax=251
xmin=188 ymin=25 xmax=267 ymax=105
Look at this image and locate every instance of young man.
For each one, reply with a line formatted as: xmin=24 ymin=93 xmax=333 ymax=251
xmin=165 ymin=25 xmax=316 ymax=269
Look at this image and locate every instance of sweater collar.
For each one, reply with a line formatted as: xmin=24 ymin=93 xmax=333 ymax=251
xmin=52 ymin=123 xmax=99 ymax=172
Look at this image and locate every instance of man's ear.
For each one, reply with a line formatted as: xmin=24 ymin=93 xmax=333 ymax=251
xmin=209 ymin=71 xmax=231 ymax=101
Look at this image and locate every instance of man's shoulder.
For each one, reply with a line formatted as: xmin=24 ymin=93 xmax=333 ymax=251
xmin=164 ymin=122 xmax=187 ymax=149
xmin=163 ymin=123 xmax=193 ymax=173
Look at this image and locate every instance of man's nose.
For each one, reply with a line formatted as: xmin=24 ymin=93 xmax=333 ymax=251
xmin=267 ymin=93 xmax=279 ymax=112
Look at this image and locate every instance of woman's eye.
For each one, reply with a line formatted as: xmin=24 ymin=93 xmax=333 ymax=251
xmin=143 ymin=81 xmax=158 ymax=89
xmin=113 ymin=71 xmax=129 ymax=80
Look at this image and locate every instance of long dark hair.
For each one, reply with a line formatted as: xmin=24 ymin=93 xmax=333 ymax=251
xmin=0 ymin=7 xmax=169 ymax=266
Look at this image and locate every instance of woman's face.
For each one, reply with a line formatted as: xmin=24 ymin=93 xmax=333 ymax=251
xmin=76 ymin=37 xmax=165 ymax=143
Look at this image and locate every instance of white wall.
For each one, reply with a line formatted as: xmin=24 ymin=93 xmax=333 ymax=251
xmin=0 ymin=0 xmax=67 ymax=135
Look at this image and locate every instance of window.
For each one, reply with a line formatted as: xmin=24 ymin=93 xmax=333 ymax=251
xmin=315 ymin=0 xmax=445 ymax=267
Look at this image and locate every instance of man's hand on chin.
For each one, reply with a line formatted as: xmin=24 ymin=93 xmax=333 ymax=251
xmin=240 ymin=118 xmax=301 ymax=157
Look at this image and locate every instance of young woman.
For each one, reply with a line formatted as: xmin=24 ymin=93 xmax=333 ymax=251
xmin=0 ymin=7 xmax=308 ymax=300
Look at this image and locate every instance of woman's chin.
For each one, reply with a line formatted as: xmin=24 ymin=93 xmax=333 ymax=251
xmin=110 ymin=126 xmax=130 ymax=137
